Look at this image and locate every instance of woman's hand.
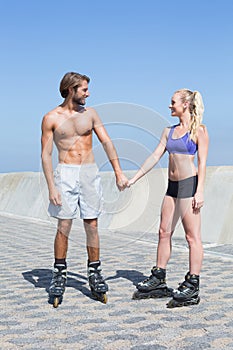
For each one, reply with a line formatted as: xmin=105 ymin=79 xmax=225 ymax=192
xmin=127 ymin=178 xmax=136 ymax=187
xmin=192 ymin=191 xmax=204 ymax=212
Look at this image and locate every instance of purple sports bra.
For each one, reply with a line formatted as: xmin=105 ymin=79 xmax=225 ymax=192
xmin=166 ymin=125 xmax=198 ymax=155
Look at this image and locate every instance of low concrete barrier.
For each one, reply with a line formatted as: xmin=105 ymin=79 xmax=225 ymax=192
xmin=0 ymin=166 xmax=232 ymax=244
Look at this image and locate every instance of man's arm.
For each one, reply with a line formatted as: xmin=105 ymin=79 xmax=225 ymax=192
xmin=92 ymin=108 xmax=128 ymax=191
xmin=41 ymin=114 xmax=61 ymax=205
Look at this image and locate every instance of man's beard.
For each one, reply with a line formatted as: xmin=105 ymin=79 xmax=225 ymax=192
xmin=73 ymin=96 xmax=86 ymax=106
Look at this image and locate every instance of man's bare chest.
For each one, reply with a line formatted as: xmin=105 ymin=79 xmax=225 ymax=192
xmin=54 ymin=116 xmax=93 ymax=139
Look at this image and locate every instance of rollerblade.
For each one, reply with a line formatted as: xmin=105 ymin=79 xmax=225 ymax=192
xmin=87 ymin=261 xmax=108 ymax=304
xmin=167 ymin=272 xmax=200 ymax=308
xmin=132 ymin=266 xmax=173 ymax=300
xmin=49 ymin=264 xmax=67 ymax=308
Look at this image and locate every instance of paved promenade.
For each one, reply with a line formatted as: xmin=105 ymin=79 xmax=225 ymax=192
xmin=0 ymin=213 xmax=233 ymax=350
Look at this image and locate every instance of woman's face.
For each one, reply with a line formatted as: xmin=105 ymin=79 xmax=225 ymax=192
xmin=169 ymin=93 xmax=186 ymax=117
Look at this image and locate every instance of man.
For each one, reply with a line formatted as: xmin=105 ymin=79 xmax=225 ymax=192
xmin=41 ymin=72 xmax=128 ymax=305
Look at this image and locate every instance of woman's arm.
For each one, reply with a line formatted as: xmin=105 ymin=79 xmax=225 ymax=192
xmin=193 ymin=125 xmax=209 ymax=209
xmin=128 ymin=128 xmax=168 ymax=185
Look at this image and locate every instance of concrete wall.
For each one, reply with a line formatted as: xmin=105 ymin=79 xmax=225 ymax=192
xmin=0 ymin=166 xmax=232 ymax=244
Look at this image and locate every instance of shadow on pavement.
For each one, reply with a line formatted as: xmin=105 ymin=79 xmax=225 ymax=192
xmin=22 ymin=268 xmax=148 ymax=305
xmin=106 ymin=269 xmax=147 ymax=286
xmin=22 ymin=269 xmax=92 ymax=303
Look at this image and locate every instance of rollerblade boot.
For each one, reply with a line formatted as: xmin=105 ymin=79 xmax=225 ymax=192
xmin=132 ymin=266 xmax=173 ymax=300
xmin=88 ymin=261 xmax=108 ymax=304
xmin=167 ymin=272 xmax=200 ymax=308
xmin=49 ymin=264 xmax=67 ymax=308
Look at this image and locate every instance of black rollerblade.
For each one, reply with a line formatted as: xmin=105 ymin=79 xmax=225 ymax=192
xmin=167 ymin=272 xmax=200 ymax=308
xmin=88 ymin=261 xmax=108 ymax=304
xmin=132 ymin=266 xmax=173 ymax=300
xmin=49 ymin=264 xmax=67 ymax=308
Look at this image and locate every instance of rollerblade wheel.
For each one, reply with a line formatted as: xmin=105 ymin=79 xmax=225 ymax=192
xmin=53 ymin=296 xmax=59 ymax=308
xmin=132 ymin=287 xmax=173 ymax=300
xmin=167 ymin=298 xmax=180 ymax=308
xmin=92 ymin=289 xmax=108 ymax=304
xmin=96 ymin=292 xmax=107 ymax=304
xmin=131 ymin=289 xmax=161 ymax=299
xmin=132 ymin=290 xmax=140 ymax=300
xmin=132 ymin=290 xmax=149 ymax=300
xmin=167 ymin=296 xmax=200 ymax=308
xmin=100 ymin=293 xmax=108 ymax=304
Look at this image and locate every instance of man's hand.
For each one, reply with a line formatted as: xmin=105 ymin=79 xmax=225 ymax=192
xmin=49 ymin=188 xmax=62 ymax=206
xmin=116 ymin=173 xmax=129 ymax=191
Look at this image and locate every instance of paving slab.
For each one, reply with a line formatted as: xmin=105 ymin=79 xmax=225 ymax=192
xmin=0 ymin=213 xmax=233 ymax=350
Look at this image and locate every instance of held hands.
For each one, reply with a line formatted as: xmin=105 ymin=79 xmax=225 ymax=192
xmin=116 ymin=172 xmax=129 ymax=191
xmin=115 ymin=172 xmax=138 ymax=191
xmin=127 ymin=178 xmax=136 ymax=187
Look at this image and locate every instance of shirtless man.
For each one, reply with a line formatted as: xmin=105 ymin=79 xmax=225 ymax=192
xmin=41 ymin=72 xmax=128 ymax=304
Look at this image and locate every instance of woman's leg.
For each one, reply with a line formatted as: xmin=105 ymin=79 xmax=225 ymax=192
xmin=156 ymin=196 xmax=180 ymax=268
xmin=180 ymin=199 xmax=203 ymax=275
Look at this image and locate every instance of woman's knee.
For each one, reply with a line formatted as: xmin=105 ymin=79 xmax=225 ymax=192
xmin=185 ymin=231 xmax=202 ymax=247
xmin=159 ymin=226 xmax=172 ymax=240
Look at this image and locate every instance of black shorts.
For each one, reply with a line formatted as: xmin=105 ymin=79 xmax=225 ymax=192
xmin=166 ymin=176 xmax=198 ymax=199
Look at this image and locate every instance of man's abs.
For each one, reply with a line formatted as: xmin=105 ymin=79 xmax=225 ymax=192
xmin=55 ymin=133 xmax=95 ymax=165
xmin=58 ymin=148 xmax=95 ymax=165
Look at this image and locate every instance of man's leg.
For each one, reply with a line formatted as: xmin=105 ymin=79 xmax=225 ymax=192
xmin=54 ymin=219 xmax=73 ymax=263
xmin=84 ymin=218 xmax=108 ymax=301
xmin=49 ymin=219 xmax=72 ymax=305
xmin=83 ymin=218 xmax=99 ymax=262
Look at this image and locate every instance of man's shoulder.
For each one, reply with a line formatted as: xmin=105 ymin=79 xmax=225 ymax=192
xmin=84 ymin=106 xmax=100 ymax=120
xmin=85 ymin=106 xmax=97 ymax=114
xmin=43 ymin=107 xmax=61 ymax=121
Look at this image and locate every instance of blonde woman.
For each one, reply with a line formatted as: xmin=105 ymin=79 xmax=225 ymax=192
xmin=128 ymin=89 xmax=209 ymax=307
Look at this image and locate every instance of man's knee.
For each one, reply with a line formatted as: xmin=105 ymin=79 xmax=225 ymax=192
xmin=57 ymin=219 xmax=72 ymax=237
xmin=83 ymin=219 xmax=98 ymax=235
xmin=84 ymin=218 xmax=97 ymax=228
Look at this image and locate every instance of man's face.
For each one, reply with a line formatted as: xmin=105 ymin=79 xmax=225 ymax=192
xmin=72 ymin=80 xmax=90 ymax=105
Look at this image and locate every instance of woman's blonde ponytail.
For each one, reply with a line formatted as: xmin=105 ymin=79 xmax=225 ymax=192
xmin=175 ymin=89 xmax=204 ymax=141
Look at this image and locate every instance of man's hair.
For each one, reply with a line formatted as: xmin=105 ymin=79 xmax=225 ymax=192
xmin=59 ymin=72 xmax=90 ymax=98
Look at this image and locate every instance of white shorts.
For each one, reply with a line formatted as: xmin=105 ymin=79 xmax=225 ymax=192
xmin=48 ymin=163 xmax=103 ymax=220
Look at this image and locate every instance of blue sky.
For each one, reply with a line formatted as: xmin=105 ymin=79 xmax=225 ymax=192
xmin=0 ymin=0 xmax=232 ymax=173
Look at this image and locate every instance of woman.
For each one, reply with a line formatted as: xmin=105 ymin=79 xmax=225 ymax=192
xmin=128 ymin=89 xmax=209 ymax=307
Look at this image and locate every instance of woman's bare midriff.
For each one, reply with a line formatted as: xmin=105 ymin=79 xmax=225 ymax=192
xmin=168 ymin=153 xmax=197 ymax=181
